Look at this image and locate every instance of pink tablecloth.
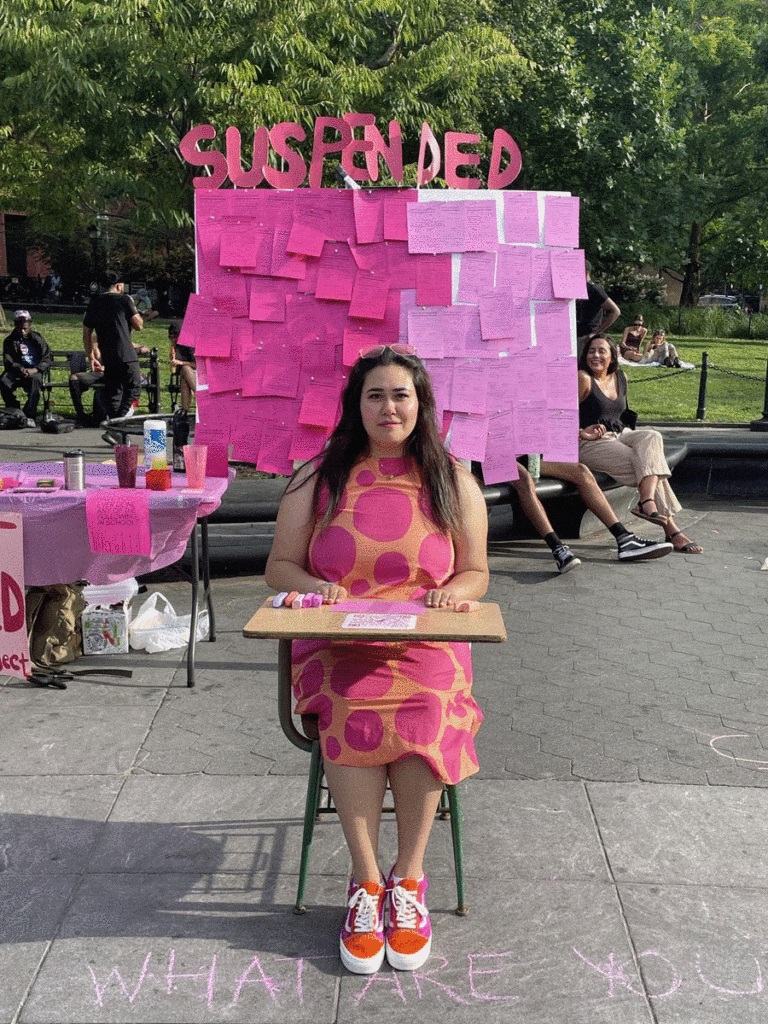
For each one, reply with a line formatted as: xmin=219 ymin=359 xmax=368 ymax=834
xmin=0 ymin=461 xmax=231 ymax=586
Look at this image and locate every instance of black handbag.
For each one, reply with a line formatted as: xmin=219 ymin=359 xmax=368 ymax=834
xmin=620 ymin=408 xmax=638 ymax=430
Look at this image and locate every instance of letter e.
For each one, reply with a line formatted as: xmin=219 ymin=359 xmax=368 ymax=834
xmin=444 ymin=132 xmax=481 ymax=189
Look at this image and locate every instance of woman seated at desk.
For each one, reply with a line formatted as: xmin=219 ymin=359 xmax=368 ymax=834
xmin=577 ymin=335 xmax=702 ymax=554
xmin=265 ymin=344 xmax=489 ymax=975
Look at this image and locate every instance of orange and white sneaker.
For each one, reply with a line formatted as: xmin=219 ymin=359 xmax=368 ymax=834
xmin=384 ymin=871 xmax=432 ymax=971
xmin=339 ymin=878 xmax=386 ymax=974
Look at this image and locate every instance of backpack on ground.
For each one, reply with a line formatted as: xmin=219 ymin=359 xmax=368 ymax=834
xmin=0 ymin=408 xmax=27 ymax=429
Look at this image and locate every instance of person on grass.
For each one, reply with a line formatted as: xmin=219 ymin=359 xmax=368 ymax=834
xmin=578 ymin=336 xmax=702 ymax=554
xmin=265 ymin=344 xmax=489 ymax=975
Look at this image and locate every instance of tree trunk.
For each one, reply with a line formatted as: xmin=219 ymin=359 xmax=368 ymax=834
xmin=679 ymin=221 xmax=701 ymax=307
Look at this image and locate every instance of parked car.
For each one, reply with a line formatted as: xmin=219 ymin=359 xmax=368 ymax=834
xmin=698 ymin=294 xmax=740 ymax=309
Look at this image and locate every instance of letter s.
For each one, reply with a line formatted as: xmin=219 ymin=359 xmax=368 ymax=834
xmin=179 ymin=124 xmax=229 ymax=189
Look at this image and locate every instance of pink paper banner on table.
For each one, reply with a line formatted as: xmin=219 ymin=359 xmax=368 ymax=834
xmin=0 ymin=513 xmax=30 ymax=680
xmin=86 ymin=490 xmax=151 ymax=556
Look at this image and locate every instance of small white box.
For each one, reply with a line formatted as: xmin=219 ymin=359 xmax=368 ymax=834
xmin=81 ymin=604 xmax=130 ymax=655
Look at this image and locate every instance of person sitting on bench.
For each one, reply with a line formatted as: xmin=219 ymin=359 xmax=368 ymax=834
xmin=1 ymin=310 xmax=52 ymax=426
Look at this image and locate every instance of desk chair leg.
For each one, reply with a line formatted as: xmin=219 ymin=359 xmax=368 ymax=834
xmin=295 ymin=740 xmax=324 ymax=915
xmin=200 ymin=518 xmax=216 ymax=640
xmin=446 ymin=784 xmax=468 ymax=916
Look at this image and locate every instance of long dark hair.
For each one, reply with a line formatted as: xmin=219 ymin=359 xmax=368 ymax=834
xmin=287 ymin=347 xmax=460 ymax=534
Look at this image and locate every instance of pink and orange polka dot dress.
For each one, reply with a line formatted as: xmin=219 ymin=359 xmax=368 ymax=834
xmin=291 ymin=455 xmax=483 ymax=784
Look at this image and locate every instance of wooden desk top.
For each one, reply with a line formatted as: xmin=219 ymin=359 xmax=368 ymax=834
xmin=243 ymin=599 xmax=506 ymax=643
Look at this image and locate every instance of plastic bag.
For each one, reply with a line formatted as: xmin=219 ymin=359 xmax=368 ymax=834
xmin=129 ymin=592 xmax=209 ymax=653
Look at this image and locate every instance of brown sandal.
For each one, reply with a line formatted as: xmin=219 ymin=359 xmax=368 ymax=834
xmin=631 ymin=498 xmax=669 ymax=527
xmin=667 ymin=530 xmax=703 ymax=554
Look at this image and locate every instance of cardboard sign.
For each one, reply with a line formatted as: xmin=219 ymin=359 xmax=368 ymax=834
xmin=0 ymin=514 xmax=31 ymax=680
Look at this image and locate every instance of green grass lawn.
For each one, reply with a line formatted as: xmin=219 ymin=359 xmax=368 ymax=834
xmin=14 ymin=314 xmax=768 ymax=423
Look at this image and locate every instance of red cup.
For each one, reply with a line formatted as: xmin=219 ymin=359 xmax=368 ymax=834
xmin=114 ymin=444 xmax=138 ymax=488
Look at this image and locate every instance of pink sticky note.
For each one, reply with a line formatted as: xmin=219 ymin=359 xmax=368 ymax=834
xmin=415 ymin=254 xmax=452 ymax=306
xmin=530 ymin=249 xmax=555 ymax=301
xmin=503 ymin=192 xmax=540 ymax=244
xmin=450 ymin=360 xmax=489 ymax=414
xmin=544 ymin=195 xmax=580 ymax=249
xmin=258 ymin=427 xmax=294 ymax=476
xmin=286 ymin=207 xmax=328 ymax=257
xmin=86 ymin=490 xmax=151 ymax=556
xmin=193 ymin=312 xmax=233 ymax=358
xmin=353 ymin=190 xmax=385 ymax=244
xmin=298 ymin=384 xmax=342 ymax=428
xmin=478 ymin=289 xmax=515 ymax=340
xmin=349 ymin=270 xmax=389 ymax=320
xmin=343 ymin=329 xmax=377 ymax=366
xmin=314 ymin=244 xmax=356 ymax=301
xmin=407 ymin=309 xmax=445 ymax=359
xmin=543 ymin=407 xmax=579 ymax=463
xmin=550 ymin=249 xmax=588 ymax=299
xmin=462 ymin=200 xmax=499 ymax=251
xmin=220 ymin=220 xmax=261 ymax=266
xmin=496 ymin=245 xmax=533 ymax=296
xmin=271 ymin=228 xmax=307 ymax=279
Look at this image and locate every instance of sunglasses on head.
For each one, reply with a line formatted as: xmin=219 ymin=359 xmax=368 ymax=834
xmin=359 ymin=343 xmax=416 ymax=359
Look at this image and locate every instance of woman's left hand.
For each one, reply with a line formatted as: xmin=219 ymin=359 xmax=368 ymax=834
xmin=579 ymin=424 xmax=607 ymax=441
xmin=423 ymin=589 xmax=456 ymax=608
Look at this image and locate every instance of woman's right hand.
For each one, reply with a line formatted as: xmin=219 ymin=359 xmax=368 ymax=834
xmin=317 ymin=583 xmax=348 ymax=604
xmin=579 ymin=424 xmax=607 ymax=441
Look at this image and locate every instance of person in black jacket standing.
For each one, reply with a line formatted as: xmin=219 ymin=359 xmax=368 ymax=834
xmin=0 ymin=310 xmax=53 ymax=425
xmin=82 ymin=270 xmax=144 ymax=419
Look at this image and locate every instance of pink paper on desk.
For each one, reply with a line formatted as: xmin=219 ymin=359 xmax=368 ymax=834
xmin=416 ymin=254 xmax=452 ymax=306
xmin=550 ymin=249 xmax=588 ymax=299
xmin=457 ymin=251 xmax=496 ymax=303
xmin=448 ymin=412 xmax=489 ymax=461
xmin=86 ymin=490 xmax=151 ymax=557
xmin=353 ymin=190 xmax=385 ymax=244
xmin=350 ymin=270 xmax=389 ymax=320
xmin=383 ymin=190 xmax=417 ymax=240
xmin=329 ymin=600 xmax=425 ymax=614
xmin=249 ymin=278 xmax=287 ymax=322
xmin=503 ymin=191 xmax=540 ymax=244
xmin=544 ymin=195 xmax=580 ymax=249
xmin=535 ymin=302 xmax=573 ymax=357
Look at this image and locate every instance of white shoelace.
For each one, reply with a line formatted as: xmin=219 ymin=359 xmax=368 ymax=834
xmin=346 ymin=886 xmax=381 ymax=933
xmin=389 ymin=884 xmax=427 ymax=930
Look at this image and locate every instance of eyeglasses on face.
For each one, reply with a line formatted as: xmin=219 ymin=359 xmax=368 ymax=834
xmin=359 ymin=343 xmax=416 ymax=359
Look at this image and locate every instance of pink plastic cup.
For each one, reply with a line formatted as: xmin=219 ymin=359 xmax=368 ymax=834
xmin=114 ymin=444 xmax=138 ymax=488
xmin=183 ymin=444 xmax=208 ymax=489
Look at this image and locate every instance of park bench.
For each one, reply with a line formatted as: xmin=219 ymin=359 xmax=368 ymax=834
xmin=40 ymin=348 xmax=161 ymax=417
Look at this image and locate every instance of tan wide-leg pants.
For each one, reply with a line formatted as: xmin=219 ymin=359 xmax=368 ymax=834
xmin=578 ymin=428 xmax=682 ymax=516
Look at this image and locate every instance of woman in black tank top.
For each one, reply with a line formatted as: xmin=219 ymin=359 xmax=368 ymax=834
xmin=577 ymin=336 xmax=702 ymax=554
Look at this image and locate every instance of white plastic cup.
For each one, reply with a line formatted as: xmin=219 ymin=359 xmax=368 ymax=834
xmin=143 ymin=419 xmax=167 ymax=470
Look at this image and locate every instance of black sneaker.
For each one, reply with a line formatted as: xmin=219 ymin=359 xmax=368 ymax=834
xmin=617 ymin=535 xmax=673 ymax=561
xmin=553 ymin=544 xmax=581 ymax=573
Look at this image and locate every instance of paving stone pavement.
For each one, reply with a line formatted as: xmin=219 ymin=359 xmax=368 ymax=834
xmin=2 ymin=495 xmax=768 ymax=1023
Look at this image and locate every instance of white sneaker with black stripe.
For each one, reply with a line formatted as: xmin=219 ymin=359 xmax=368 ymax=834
xmin=553 ymin=544 xmax=581 ymax=573
xmin=617 ymin=535 xmax=673 ymax=561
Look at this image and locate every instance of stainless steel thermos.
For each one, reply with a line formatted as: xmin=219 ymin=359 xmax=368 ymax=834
xmin=63 ymin=450 xmax=85 ymax=490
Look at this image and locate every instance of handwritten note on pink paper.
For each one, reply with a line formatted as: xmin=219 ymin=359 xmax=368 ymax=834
xmin=448 ymin=412 xmax=489 ymax=461
xmin=219 ymin=221 xmax=260 ymax=267
xmin=353 ymin=190 xmax=385 ymax=244
xmin=415 ymin=254 xmax=452 ymax=306
xmin=193 ymin=312 xmax=233 ymax=358
xmin=298 ymin=384 xmax=341 ymax=428
xmin=463 ymin=199 xmax=499 ymax=251
xmin=544 ymin=407 xmax=579 ymax=462
xmin=544 ymin=195 xmax=580 ymax=249
xmin=202 ymin=355 xmax=242 ymax=394
xmin=286 ymin=207 xmax=327 ymax=257
xmin=407 ymin=309 xmax=445 ymax=358
xmin=249 ymin=278 xmax=287 ymax=322
xmin=271 ymin=228 xmax=307 ymax=279
xmin=503 ymin=191 xmax=540 ymax=244
xmin=457 ymin=251 xmax=496 ymax=303
xmin=383 ymin=191 xmax=417 ymax=240
xmin=289 ymin=423 xmax=328 ymax=461
xmin=534 ymin=302 xmax=573 ymax=356
xmin=349 ymin=270 xmax=389 ymax=320
xmin=550 ymin=249 xmax=588 ymax=299
xmin=450 ymin=360 xmax=489 ymax=414
xmin=86 ymin=490 xmax=151 ymax=556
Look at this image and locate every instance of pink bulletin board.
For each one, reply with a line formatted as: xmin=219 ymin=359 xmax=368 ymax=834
xmin=183 ymin=188 xmax=584 ymax=485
